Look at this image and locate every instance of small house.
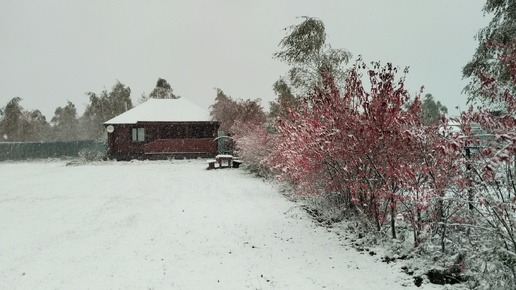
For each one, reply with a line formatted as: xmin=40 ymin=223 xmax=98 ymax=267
xmin=104 ymin=98 xmax=219 ymax=160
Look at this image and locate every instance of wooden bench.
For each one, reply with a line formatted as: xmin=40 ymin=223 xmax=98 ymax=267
xmin=207 ymin=159 xmax=216 ymax=170
xmin=232 ymin=159 xmax=243 ymax=168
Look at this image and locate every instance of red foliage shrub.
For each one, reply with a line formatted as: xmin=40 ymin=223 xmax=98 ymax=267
xmin=267 ymin=59 xmax=460 ymax=242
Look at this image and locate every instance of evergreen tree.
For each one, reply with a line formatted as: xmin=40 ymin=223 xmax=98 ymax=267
xmin=140 ymin=78 xmax=180 ymax=103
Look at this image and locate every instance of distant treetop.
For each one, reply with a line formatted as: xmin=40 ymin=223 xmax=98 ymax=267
xmin=140 ymin=78 xmax=180 ymax=103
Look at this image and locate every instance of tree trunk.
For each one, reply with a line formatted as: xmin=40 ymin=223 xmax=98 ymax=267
xmin=391 ymin=202 xmax=396 ymax=239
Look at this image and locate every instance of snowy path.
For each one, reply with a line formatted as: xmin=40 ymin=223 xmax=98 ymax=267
xmin=0 ymin=160 xmax=439 ymax=289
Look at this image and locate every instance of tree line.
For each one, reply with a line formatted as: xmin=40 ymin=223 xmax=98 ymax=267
xmin=0 ymin=78 xmax=179 ymax=142
xmin=211 ymin=9 xmax=516 ymax=288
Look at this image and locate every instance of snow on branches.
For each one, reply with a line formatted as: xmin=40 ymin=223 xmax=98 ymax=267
xmin=267 ymin=59 xmax=460 ymax=243
xmin=233 ymin=49 xmax=516 ymax=286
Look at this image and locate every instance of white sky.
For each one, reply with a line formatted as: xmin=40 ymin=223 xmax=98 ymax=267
xmin=0 ymin=0 xmax=489 ymax=119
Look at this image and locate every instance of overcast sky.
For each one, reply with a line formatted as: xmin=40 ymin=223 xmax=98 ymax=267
xmin=0 ymin=0 xmax=489 ymax=119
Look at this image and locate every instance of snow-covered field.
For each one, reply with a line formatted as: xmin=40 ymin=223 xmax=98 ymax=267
xmin=0 ymin=159 xmax=442 ymax=289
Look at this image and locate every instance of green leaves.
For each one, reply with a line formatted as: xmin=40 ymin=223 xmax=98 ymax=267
xmin=463 ymin=0 xmax=516 ymax=103
xmin=51 ymin=101 xmax=79 ymax=140
xmin=83 ymin=81 xmax=132 ymax=139
xmin=273 ymin=17 xmax=352 ymax=94
xmin=0 ymin=97 xmax=25 ymax=141
xmin=420 ymin=94 xmax=448 ymax=125
xmin=140 ymin=78 xmax=180 ymax=102
xmin=274 ymin=17 xmax=327 ymax=65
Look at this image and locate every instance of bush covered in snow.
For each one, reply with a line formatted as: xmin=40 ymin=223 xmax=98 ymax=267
xmin=231 ymin=55 xmax=516 ymax=288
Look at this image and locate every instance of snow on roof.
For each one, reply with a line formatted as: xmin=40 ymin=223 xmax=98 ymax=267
xmin=104 ymin=98 xmax=212 ymax=124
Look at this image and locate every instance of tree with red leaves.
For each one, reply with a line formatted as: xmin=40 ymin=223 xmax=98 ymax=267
xmin=266 ymin=58 xmax=468 ymax=247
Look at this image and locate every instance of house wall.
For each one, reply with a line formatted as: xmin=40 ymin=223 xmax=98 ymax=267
xmin=107 ymin=122 xmax=219 ymax=160
xmin=107 ymin=124 xmax=144 ymax=160
xmin=144 ymin=138 xmax=216 ymax=155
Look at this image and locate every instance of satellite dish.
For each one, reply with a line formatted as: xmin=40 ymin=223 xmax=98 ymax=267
xmin=106 ymin=125 xmax=114 ymax=133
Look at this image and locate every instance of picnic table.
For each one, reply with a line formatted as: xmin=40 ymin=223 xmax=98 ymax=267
xmin=207 ymin=155 xmax=243 ymax=169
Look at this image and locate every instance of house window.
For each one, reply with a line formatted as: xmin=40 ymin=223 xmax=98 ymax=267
xmin=131 ymin=127 xmax=145 ymax=142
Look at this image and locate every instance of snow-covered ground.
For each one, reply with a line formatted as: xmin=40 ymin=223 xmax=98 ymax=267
xmin=0 ymin=159 xmax=443 ymax=289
